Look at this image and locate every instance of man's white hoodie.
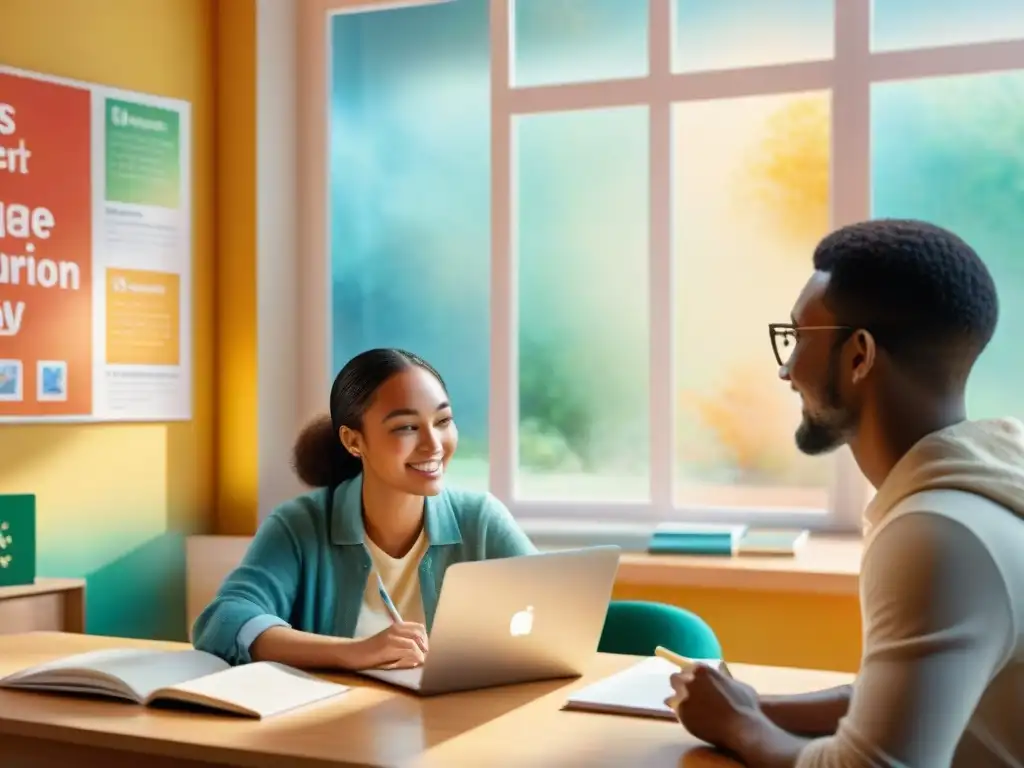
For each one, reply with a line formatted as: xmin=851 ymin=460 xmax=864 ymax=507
xmin=798 ymin=418 xmax=1024 ymax=768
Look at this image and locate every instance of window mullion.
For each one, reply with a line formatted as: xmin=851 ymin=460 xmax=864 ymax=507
xmin=490 ymin=0 xmax=515 ymax=504
xmin=829 ymin=0 xmax=873 ymax=530
xmin=648 ymin=0 xmax=674 ymax=517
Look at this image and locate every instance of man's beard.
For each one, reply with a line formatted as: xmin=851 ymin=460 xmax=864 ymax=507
xmin=796 ymin=411 xmax=852 ymax=455
xmin=795 ymin=351 xmax=856 ymax=456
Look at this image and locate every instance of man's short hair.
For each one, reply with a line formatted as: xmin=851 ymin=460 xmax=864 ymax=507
xmin=812 ymin=218 xmax=999 ymax=384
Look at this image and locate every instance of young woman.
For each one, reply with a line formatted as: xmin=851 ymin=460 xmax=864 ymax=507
xmin=192 ymin=348 xmax=537 ymax=670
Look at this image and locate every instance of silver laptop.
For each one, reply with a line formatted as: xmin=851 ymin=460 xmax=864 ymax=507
xmin=358 ymin=545 xmax=621 ymax=695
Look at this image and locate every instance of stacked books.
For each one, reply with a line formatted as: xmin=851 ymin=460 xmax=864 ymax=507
xmin=647 ymin=523 xmax=809 ymax=556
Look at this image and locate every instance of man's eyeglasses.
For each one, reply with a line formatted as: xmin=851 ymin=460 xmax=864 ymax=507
xmin=768 ymin=323 xmax=853 ymax=367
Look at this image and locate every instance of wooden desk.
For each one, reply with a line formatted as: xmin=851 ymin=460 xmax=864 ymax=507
xmin=0 ymin=632 xmax=853 ymax=768
xmin=0 ymin=578 xmax=86 ymax=635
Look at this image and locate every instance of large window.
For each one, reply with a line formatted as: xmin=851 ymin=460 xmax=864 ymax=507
xmin=328 ymin=0 xmax=1024 ymax=530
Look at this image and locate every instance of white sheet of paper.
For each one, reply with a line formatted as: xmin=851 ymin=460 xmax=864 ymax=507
xmin=565 ymin=656 xmax=723 ymax=720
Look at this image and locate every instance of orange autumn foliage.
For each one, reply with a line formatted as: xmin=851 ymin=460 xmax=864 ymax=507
xmin=677 ymin=364 xmax=796 ymax=480
xmin=740 ymin=95 xmax=830 ymax=245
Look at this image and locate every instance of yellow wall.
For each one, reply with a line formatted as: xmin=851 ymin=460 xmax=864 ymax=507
xmin=0 ymin=0 xmax=216 ymax=639
xmin=613 ymin=582 xmax=862 ymax=672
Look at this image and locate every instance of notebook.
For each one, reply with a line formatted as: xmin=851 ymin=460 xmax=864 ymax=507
xmin=0 ymin=648 xmax=348 ymax=718
xmin=563 ymin=655 xmax=723 ymax=720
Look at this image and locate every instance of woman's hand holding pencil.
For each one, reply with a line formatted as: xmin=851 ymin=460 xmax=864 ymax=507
xmin=349 ymin=622 xmax=429 ymax=670
xmin=342 ymin=572 xmax=429 ymax=670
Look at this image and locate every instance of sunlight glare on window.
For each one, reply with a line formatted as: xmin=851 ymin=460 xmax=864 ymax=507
xmin=672 ymin=92 xmax=833 ymax=512
xmin=673 ymin=0 xmax=834 ymax=72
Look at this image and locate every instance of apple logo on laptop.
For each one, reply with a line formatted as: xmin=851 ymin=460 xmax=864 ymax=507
xmin=509 ymin=606 xmax=534 ymax=637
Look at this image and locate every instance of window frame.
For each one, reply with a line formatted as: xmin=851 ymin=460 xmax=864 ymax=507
xmin=299 ymin=0 xmax=1024 ymax=535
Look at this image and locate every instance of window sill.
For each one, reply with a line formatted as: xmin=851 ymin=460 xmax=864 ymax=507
xmin=519 ymin=519 xmax=862 ymax=596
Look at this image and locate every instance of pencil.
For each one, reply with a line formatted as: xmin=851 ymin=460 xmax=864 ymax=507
xmin=655 ymin=646 xmax=696 ymax=668
xmin=655 ymin=645 xmax=733 ymax=677
xmin=376 ymin=572 xmax=404 ymax=624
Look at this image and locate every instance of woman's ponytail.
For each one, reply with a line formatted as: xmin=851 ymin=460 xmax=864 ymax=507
xmin=291 ymin=414 xmax=362 ymax=488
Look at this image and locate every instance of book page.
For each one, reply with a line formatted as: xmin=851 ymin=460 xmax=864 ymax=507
xmin=565 ymin=656 xmax=722 ymax=720
xmin=149 ymin=662 xmax=349 ymax=718
xmin=0 ymin=648 xmax=230 ymax=702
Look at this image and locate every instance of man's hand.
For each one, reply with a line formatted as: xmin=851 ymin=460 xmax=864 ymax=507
xmin=665 ymin=663 xmax=761 ymax=754
xmin=667 ymin=664 xmax=814 ymax=768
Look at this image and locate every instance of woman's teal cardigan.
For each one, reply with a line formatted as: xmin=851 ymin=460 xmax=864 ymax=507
xmin=191 ymin=475 xmax=537 ymax=664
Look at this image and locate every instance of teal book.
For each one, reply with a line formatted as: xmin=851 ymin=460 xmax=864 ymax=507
xmin=647 ymin=523 xmax=747 ymax=556
xmin=0 ymin=494 xmax=35 ymax=587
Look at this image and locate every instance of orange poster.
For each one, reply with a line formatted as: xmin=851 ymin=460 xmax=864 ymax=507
xmin=0 ymin=72 xmax=92 ymax=416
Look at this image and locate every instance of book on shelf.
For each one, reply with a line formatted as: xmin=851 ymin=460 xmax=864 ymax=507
xmin=0 ymin=647 xmax=348 ymax=719
xmin=738 ymin=528 xmax=810 ymax=556
xmin=647 ymin=523 xmax=810 ymax=557
xmin=647 ymin=523 xmax=747 ymax=555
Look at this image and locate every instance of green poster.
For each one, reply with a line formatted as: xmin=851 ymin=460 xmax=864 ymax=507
xmin=105 ymin=98 xmax=181 ymax=208
xmin=0 ymin=494 xmax=35 ymax=587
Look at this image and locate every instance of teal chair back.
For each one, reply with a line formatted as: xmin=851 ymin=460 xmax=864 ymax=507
xmin=598 ymin=600 xmax=722 ymax=659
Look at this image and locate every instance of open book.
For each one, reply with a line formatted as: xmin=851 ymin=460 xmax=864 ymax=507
xmin=564 ymin=656 xmax=724 ymax=720
xmin=0 ymin=648 xmax=349 ymax=719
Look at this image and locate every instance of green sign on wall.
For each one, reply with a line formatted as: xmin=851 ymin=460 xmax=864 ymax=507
xmin=105 ymin=97 xmax=181 ymax=209
xmin=0 ymin=495 xmax=35 ymax=587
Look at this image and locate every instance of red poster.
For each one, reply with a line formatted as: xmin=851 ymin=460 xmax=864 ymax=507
xmin=0 ymin=72 xmax=92 ymax=416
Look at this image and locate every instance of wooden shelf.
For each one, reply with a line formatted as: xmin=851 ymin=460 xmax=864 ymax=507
xmin=0 ymin=578 xmax=86 ymax=634
xmin=615 ymin=536 xmax=862 ymax=596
